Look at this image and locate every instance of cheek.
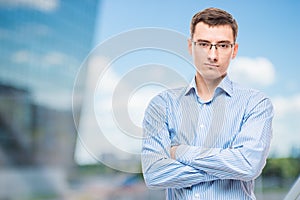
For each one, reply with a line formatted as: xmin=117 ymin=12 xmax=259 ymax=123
xmin=219 ymin=58 xmax=231 ymax=72
xmin=192 ymin=50 xmax=205 ymax=65
xmin=193 ymin=55 xmax=204 ymax=71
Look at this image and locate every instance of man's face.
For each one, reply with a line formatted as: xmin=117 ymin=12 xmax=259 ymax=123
xmin=188 ymin=22 xmax=238 ymax=80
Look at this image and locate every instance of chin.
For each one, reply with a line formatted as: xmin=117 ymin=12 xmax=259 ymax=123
xmin=197 ymin=70 xmax=224 ymax=80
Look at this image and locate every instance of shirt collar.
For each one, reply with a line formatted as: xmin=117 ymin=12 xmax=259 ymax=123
xmin=184 ymin=75 xmax=233 ymax=97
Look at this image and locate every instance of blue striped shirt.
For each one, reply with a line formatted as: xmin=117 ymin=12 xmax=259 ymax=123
xmin=141 ymin=76 xmax=273 ymax=200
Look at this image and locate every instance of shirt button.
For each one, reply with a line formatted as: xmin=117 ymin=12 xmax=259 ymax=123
xmin=200 ymin=124 xmax=205 ymax=128
xmin=194 ymin=193 xmax=200 ymax=198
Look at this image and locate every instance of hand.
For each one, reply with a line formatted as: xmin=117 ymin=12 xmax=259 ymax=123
xmin=170 ymin=145 xmax=178 ymax=159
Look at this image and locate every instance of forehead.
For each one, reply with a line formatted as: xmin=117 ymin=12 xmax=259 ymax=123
xmin=193 ymin=22 xmax=234 ymax=42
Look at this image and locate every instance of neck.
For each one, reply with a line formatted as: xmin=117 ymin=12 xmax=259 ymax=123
xmin=195 ymin=73 xmax=225 ymax=101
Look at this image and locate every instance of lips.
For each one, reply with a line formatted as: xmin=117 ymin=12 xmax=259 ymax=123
xmin=204 ymin=63 xmax=218 ymax=67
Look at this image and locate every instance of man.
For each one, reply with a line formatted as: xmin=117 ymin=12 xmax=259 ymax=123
xmin=141 ymin=7 xmax=273 ymax=199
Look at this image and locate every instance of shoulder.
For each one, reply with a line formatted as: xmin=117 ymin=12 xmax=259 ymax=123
xmin=148 ymin=86 xmax=188 ymax=106
xmin=231 ymin=81 xmax=273 ymax=113
xmin=144 ymin=87 xmax=187 ymax=120
xmin=232 ymin=81 xmax=270 ymax=100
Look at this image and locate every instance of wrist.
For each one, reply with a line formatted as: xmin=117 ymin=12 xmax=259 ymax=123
xmin=170 ymin=145 xmax=178 ymax=159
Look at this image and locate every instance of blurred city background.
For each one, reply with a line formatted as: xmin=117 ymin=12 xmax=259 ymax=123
xmin=0 ymin=0 xmax=299 ymax=199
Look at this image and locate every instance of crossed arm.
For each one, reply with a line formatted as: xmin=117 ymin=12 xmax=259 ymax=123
xmin=141 ymin=94 xmax=273 ymax=189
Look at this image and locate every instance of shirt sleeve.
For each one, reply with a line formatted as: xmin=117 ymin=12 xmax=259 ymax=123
xmin=175 ymin=94 xmax=274 ymax=182
xmin=141 ymin=93 xmax=218 ymax=189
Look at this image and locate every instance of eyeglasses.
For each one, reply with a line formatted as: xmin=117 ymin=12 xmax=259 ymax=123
xmin=192 ymin=41 xmax=234 ymax=53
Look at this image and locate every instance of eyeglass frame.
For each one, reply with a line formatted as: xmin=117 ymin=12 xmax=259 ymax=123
xmin=191 ymin=40 xmax=235 ymax=52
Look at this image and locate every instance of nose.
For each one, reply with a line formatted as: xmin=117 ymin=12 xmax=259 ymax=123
xmin=207 ymin=46 xmax=218 ymax=62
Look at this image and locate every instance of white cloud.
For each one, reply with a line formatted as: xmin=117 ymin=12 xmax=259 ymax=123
xmin=0 ymin=23 xmax=52 ymax=43
xmin=9 ymin=50 xmax=80 ymax=110
xmin=272 ymin=95 xmax=300 ymax=117
xmin=43 ymin=51 xmax=70 ymax=66
xmin=11 ymin=50 xmax=32 ymax=64
xmin=19 ymin=23 xmax=52 ymax=37
xmin=229 ymin=56 xmax=275 ymax=87
xmin=33 ymin=88 xmax=72 ymax=110
xmin=80 ymin=56 xmax=148 ymax=152
xmin=0 ymin=0 xmax=59 ymax=12
xmin=75 ymin=56 xmax=128 ymax=165
xmin=11 ymin=50 xmax=79 ymax=69
xmin=128 ymin=84 xmax=165 ymax=127
xmin=269 ymin=94 xmax=300 ymax=157
xmin=75 ymin=56 xmax=173 ymax=166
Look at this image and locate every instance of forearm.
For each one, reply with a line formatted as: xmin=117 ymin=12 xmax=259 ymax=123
xmin=175 ymin=143 xmax=269 ymax=181
xmin=142 ymin=145 xmax=218 ymax=189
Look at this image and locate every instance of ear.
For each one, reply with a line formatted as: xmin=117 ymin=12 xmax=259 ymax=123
xmin=188 ymin=38 xmax=193 ymax=55
xmin=231 ymin=43 xmax=239 ymax=59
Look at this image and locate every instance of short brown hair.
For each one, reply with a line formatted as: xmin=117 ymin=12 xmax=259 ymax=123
xmin=190 ymin=7 xmax=238 ymax=42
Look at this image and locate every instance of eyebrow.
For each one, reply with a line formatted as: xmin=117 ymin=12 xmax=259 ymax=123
xmin=195 ymin=39 xmax=232 ymax=44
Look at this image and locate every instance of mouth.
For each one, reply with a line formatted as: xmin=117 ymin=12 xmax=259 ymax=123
xmin=204 ymin=63 xmax=219 ymax=68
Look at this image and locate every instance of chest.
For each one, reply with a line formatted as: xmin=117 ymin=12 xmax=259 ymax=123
xmin=167 ymin=94 xmax=245 ymax=148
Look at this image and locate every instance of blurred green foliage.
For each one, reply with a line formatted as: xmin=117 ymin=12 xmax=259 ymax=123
xmin=262 ymin=158 xmax=300 ymax=179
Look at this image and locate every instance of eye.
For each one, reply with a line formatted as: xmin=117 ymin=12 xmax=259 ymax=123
xmin=197 ymin=42 xmax=210 ymax=48
xmin=218 ymin=43 xmax=231 ymax=49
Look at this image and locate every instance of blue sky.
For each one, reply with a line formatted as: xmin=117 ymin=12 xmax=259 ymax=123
xmin=0 ymin=0 xmax=299 ymax=166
